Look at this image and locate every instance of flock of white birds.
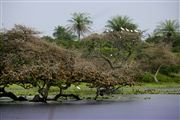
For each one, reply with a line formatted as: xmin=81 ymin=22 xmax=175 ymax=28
xmin=105 ymin=27 xmax=139 ymax=33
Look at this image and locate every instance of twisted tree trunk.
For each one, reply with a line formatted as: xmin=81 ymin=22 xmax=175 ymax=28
xmin=154 ymin=65 xmax=162 ymax=83
xmin=54 ymin=87 xmax=81 ymax=100
xmin=94 ymin=87 xmax=100 ymax=100
xmin=38 ymin=84 xmax=51 ymax=102
xmin=0 ymin=87 xmax=27 ymax=101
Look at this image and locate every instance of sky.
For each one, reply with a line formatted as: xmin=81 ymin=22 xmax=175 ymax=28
xmin=0 ymin=0 xmax=179 ymax=36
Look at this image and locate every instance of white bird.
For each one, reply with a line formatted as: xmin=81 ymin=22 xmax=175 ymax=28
xmin=110 ymin=54 xmax=113 ymax=57
xmin=134 ymin=30 xmax=138 ymax=33
xmin=120 ymin=27 xmax=125 ymax=31
xmin=130 ymin=30 xmax=134 ymax=32
xmin=125 ymin=28 xmax=129 ymax=32
xmin=110 ymin=29 xmax=113 ymax=32
xmin=61 ymin=84 xmax=66 ymax=87
xmin=105 ymin=29 xmax=109 ymax=33
xmin=76 ymin=86 xmax=81 ymax=90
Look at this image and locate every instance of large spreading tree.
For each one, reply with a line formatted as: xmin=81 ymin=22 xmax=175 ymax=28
xmin=0 ymin=25 xmax=119 ymax=101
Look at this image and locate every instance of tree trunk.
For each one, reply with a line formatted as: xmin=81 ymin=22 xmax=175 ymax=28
xmin=94 ymin=88 xmax=100 ymax=100
xmin=77 ymin=30 xmax=80 ymax=41
xmin=30 ymin=94 xmax=46 ymax=102
xmin=0 ymin=87 xmax=27 ymax=101
xmin=54 ymin=88 xmax=63 ymax=100
xmin=61 ymin=94 xmax=81 ymax=100
xmin=38 ymin=84 xmax=51 ymax=102
xmin=154 ymin=65 xmax=162 ymax=83
xmin=54 ymin=93 xmax=80 ymax=100
xmin=54 ymin=88 xmax=80 ymax=100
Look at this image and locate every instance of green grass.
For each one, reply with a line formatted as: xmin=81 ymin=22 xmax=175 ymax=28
xmin=5 ymin=84 xmax=38 ymax=96
xmin=5 ymin=82 xmax=180 ymax=99
xmin=156 ymin=73 xmax=180 ymax=83
xmin=142 ymin=82 xmax=180 ymax=88
xmin=5 ymin=84 xmax=96 ymax=98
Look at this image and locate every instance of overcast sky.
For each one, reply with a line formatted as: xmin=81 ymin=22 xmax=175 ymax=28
xmin=0 ymin=0 xmax=179 ymax=36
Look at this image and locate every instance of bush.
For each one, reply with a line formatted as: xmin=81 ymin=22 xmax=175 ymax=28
xmin=157 ymin=73 xmax=180 ymax=83
xmin=172 ymin=34 xmax=180 ymax=52
xmin=160 ymin=65 xmax=179 ymax=76
xmin=0 ymin=32 xmax=3 ymax=50
xmin=138 ymin=72 xmax=154 ymax=82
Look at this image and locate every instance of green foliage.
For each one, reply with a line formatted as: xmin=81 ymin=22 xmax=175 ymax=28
xmin=138 ymin=44 xmax=176 ymax=73
xmin=57 ymin=40 xmax=82 ymax=49
xmin=0 ymin=33 xmax=3 ymax=51
xmin=146 ymin=20 xmax=179 ymax=46
xmin=106 ymin=15 xmax=138 ymax=31
xmin=157 ymin=73 xmax=180 ymax=83
xmin=138 ymin=72 xmax=154 ymax=82
xmin=68 ymin=12 xmax=92 ymax=40
xmin=41 ymin=36 xmax=54 ymax=42
xmin=172 ymin=34 xmax=180 ymax=52
xmin=160 ymin=65 xmax=179 ymax=76
xmin=53 ymin=26 xmax=76 ymax=41
xmin=145 ymin=35 xmax=164 ymax=44
xmin=154 ymin=19 xmax=179 ymax=37
xmin=99 ymin=47 xmax=118 ymax=56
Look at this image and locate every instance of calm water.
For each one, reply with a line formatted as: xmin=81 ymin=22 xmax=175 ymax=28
xmin=0 ymin=95 xmax=179 ymax=120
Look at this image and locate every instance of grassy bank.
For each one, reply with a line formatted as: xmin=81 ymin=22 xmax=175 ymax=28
xmin=5 ymin=82 xmax=180 ymax=100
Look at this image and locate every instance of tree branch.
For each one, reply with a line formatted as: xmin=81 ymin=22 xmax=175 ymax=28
xmin=99 ymin=54 xmax=122 ymax=70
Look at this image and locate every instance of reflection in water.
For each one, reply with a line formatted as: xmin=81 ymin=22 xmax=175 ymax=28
xmin=0 ymin=95 xmax=179 ymax=120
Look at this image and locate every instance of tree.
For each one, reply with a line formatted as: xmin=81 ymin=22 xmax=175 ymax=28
xmin=0 ymin=25 xmax=121 ymax=101
xmin=172 ymin=33 xmax=180 ymax=52
xmin=53 ymin=26 xmax=76 ymax=41
xmin=80 ymin=31 xmax=141 ymax=96
xmin=0 ymin=25 xmax=76 ymax=102
xmin=106 ymin=15 xmax=138 ymax=32
xmin=68 ymin=12 xmax=92 ymax=40
xmin=41 ymin=35 xmax=54 ymax=42
xmin=4 ymin=24 xmax=40 ymax=41
xmin=93 ymin=31 xmax=141 ymax=70
xmin=154 ymin=20 xmax=180 ymax=43
xmin=0 ymin=32 xmax=3 ymax=50
xmin=138 ymin=44 xmax=177 ymax=82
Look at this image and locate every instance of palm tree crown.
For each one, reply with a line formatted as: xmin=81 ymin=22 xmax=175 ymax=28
xmin=154 ymin=19 xmax=180 ymax=36
xmin=68 ymin=12 xmax=92 ymax=40
xmin=106 ymin=15 xmax=138 ymax=32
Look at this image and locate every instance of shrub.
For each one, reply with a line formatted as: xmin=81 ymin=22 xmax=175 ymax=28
xmin=138 ymin=72 xmax=154 ymax=82
xmin=157 ymin=73 xmax=180 ymax=83
xmin=160 ymin=65 xmax=179 ymax=76
xmin=172 ymin=34 xmax=180 ymax=52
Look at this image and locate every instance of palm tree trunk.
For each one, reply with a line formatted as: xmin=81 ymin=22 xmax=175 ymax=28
xmin=154 ymin=65 xmax=162 ymax=83
xmin=77 ymin=30 xmax=80 ymax=41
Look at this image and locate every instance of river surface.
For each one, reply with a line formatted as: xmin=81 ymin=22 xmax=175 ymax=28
xmin=0 ymin=95 xmax=179 ymax=120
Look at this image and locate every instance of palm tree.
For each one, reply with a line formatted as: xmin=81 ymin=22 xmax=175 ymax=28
xmin=106 ymin=15 xmax=138 ymax=32
xmin=154 ymin=19 xmax=180 ymax=38
xmin=68 ymin=12 xmax=92 ymax=40
xmin=53 ymin=26 xmax=76 ymax=41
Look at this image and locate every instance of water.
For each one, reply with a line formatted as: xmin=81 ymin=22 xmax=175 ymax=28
xmin=0 ymin=95 xmax=179 ymax=120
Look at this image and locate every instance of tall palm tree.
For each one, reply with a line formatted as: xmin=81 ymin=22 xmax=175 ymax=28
xmin=154 ymin=19 xmax=180 ymax=37
xmin=106 ymin=15 xmax=138 ymax=32
xmin=68 ymin=12 xmax=92 ymax=40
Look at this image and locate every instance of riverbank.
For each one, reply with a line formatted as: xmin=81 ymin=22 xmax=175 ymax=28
xmin=4 ymin=82 xmax=180 ymax=101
